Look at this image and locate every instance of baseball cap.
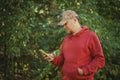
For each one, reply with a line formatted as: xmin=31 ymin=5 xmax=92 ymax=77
xmin=57 ymin=10 xmax=79 ymax=26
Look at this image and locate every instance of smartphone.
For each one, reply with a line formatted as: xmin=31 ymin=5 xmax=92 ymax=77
xmin=39 ymin=49 xmax=48 ymax=56
xmin=39 ymin=49 xmax=53 ymax=59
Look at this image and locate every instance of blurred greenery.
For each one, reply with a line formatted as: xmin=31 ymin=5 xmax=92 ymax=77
xmin=0 ymin=0 xmax=120 ymax=80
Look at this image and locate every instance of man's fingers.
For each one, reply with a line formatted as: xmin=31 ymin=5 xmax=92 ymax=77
xmin=78 ymin=68 xmax=83 ymax=75
xmin=41 ymin=53 xmax=54 ymax=62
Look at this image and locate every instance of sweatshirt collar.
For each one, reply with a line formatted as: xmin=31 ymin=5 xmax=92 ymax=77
xmin=68 ymin=26 xmax=88 ymax=37
xmin=76 ymin=26 xmax=88 ymax=36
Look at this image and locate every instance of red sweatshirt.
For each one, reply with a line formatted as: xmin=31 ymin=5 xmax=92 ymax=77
xmin=52 ymin=26 xmax=105 ymax=80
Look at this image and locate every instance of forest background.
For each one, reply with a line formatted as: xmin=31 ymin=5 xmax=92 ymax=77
xmin=0 ymin=0 xmax=120 ymax=80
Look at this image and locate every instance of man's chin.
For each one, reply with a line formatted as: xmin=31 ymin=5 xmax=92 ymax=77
xmin=66 ymin=31 xmax=73 ymax=35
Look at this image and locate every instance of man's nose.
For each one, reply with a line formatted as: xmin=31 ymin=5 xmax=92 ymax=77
xmin=63 ymin=25 xmax=67 ymax=29
xmin=63 ymin=26 xmax=65 ymax=28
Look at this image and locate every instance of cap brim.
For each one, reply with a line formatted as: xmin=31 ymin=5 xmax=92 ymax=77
xmin=57 ymin=20 xmax=66 ymax=26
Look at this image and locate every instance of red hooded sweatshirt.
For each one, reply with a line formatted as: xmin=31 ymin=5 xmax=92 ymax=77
xmin=52 ymin=26 xmax=105 ymax=80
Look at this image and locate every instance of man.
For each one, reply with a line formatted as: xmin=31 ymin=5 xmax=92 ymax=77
xmin=43 ymin=10 xmax=105 ymax=80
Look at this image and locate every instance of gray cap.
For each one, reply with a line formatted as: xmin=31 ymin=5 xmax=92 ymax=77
xmin=57 ymin=10 xmax=79 ymax=26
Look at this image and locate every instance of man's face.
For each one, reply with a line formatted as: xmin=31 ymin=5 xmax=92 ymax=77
xmin=63 ymin=19 xmax=75 ymax=35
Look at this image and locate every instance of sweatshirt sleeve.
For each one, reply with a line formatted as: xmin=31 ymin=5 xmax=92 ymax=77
xmin=82 ymin=32 xmax=105 ymax=75
xmin=52 ymin=45 xmax=64 ymax=67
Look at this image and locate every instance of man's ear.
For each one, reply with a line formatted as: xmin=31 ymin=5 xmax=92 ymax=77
xmin=73 ymin=17 xmax=78 ymax=23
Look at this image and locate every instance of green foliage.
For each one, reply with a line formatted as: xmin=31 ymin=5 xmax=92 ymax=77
xmin=0 ymin=0 xmax=120 ymax=80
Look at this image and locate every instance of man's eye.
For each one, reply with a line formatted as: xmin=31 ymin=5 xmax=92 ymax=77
xmin=64 ymin=22 xmax=67 ymax=25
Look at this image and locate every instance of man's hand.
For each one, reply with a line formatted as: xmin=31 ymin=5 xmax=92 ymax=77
xmin=78 ymin=68 xmax=84 ymax=75
xmin=42 ymin=53 xmax=54 ymax=62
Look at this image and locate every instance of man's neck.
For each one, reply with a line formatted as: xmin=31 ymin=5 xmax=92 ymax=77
xmin=73 ymin=26 xmax=82 ymax=35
